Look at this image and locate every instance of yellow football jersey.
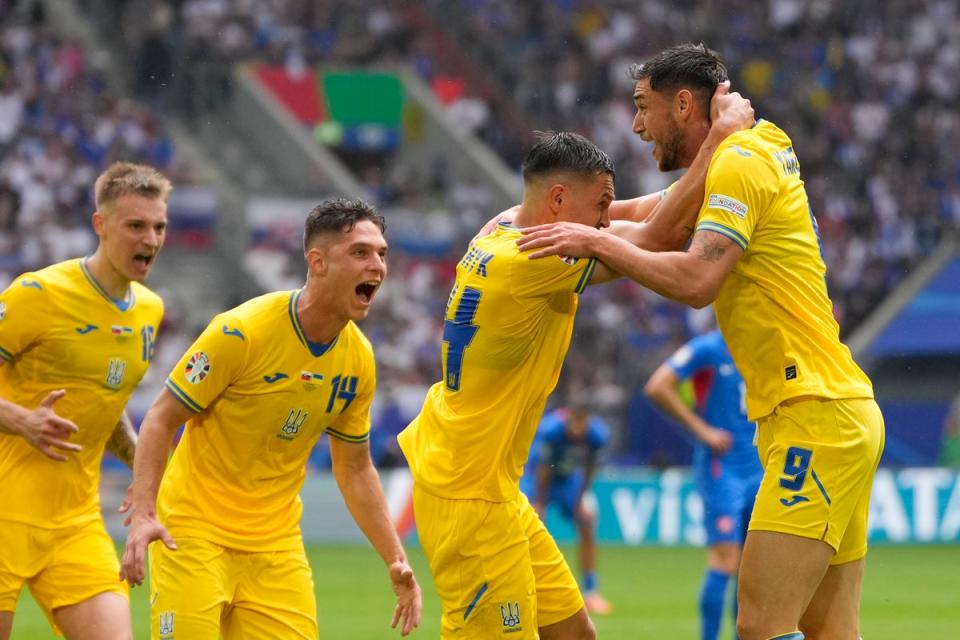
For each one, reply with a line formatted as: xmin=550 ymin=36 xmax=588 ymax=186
xmin=159 ymin=290 xmax=375 ymax=551
xmin=0 ymin=258 xmax=163 ymax=528
xmin=696 ymin=120 xmax=873 ymax=420
xmin=398 ymin=222 xmax=597 ymax=502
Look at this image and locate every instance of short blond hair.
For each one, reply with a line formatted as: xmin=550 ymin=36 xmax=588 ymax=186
xmin=94 ymin=162 xmax=172 ymax=209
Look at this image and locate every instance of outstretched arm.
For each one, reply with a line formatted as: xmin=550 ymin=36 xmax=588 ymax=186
xmin=645 ymin=364 xmax=732 ymax=455
xmin=519 ymin=225 xmax=743 ymax=305
xmin=119 ymin=390 xmax=191 ymax=586
xmin=330 ymin=437 xmax=422 ymax=636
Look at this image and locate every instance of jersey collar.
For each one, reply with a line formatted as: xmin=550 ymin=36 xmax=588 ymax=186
xmin=287 ymin=289 xmax=339 ymax=357
xmin=80 ymin=258 xmax=135 ymax=311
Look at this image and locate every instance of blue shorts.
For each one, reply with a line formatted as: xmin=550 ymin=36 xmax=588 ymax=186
xmin=520 ymin=471 xmax=584 ymax=520
xmin=695 ymin=459 xmax=762 ymax=546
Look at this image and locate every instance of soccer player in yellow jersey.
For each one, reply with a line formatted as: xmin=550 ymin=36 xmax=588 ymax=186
xmin=399 ymin=108 xmax=754 ymax=639
xmin=519 ymin=44 xmax=884 ymax=640
xmin=120 ymin=198 xmax=421 ymax=639
xmin=0 ymin=162 xmax=170 ymax=640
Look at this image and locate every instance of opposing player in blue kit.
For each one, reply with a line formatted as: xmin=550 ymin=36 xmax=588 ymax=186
xmin=521 ymin=402 xmax=613 ymax=615
xmin=646 ymin=328 xmax=762 ymax=640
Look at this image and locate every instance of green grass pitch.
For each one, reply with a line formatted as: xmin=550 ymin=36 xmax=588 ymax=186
xmin=11 ymin=544 xmax=959 ymax=638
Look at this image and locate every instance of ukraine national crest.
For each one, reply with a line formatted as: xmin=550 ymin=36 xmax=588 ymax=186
xmin=558 ymin=254 xmax=579 ymax=266
xmin=278 ymin=408 xmax=309 ymax=440
xmin=184 ymin=351 xmax=211 ymax=384
xmin=158 ymin=611 xmax=174 ymax=636
xmin=105 ymin=358 xmax=126 ymax=388
xmin=500 ymin=601 xmax=521 ymax=629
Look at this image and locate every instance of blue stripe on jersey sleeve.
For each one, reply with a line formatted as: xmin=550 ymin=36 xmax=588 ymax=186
xmin=0 ymin=345 xmax=12 ymax=361
xmin=164 ymin=378 xmax=204 ymax=413
xmin=696 ymin=221 xmax=748 ymax=250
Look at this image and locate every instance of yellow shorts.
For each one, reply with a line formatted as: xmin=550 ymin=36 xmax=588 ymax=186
xmin=0 ymin=517 xmax=127 ymax=632
xmin=149 ymin=537 xmax=317 ymax=640
xmin=413 ymin=486 xmax=583 ymax=639
xmin=751 ymin=397 xmax=885 ymax=564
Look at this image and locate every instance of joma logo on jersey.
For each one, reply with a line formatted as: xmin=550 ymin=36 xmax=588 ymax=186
xmin=105 ymin=358 xmax=126 ymax=388
xmin=500 ymin=602 xmax=521 ymax=630
xmin=158 ymin=611 xmax=174 ymax=636
xmin=277 ymin=409 xmax=308 ymax=441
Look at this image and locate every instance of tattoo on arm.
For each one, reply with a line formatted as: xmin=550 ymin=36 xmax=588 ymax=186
xmin=693 ymin=233 xmax=728 ymax=263
xmin=106 ymin=412 xmax=138 ymax=469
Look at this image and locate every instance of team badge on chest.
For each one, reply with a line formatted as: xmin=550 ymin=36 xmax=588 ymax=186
xmin=105 ymin=358 xmax=126 ymax=388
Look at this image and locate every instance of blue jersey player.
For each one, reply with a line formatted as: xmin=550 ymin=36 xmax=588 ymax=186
xmin=645 ymin=329 xmax=762 ymax=640
xmin=520 ymin=402 xmax=612 ymax=615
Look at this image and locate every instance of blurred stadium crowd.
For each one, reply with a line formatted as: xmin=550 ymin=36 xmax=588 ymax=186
xmin=1 ymin=0 xmax=958 ymax=467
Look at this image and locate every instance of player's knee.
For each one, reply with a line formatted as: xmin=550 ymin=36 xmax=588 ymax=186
xmin=735 ymin=609 xmax=769 ymax=640
xmin=574 ymin=507 xmax=595 ymax=528
xmin=708 ymin=544 xmax=741 ymax=574
xmin=717 ymin=552 xmax=740 ymax=575
xmin=541 ymin=611 xmax=596 ymax=640
xmin=579 ymin=617 xmax=597 ymax=640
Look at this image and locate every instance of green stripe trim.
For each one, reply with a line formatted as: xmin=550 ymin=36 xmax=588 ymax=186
xmin=574 ymin=258 xmax=597 ymax=293
xmin=0 ymin=345 xmax=12 ymax=361
xmin=287 ymin=290 xmax=308 ymax=348
xmin=325 ymin=427 xmax=370 ymax=443
xmin=697 ymin=221 xmax=748 ymax=250
xmin=164 ymin=379 xmax=204 ymax=413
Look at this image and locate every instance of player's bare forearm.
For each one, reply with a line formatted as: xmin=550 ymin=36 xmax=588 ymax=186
xmin=625 ymin=86 xmax=754 ymax=250
xmin=535 ymin=464 xmax=553 ymax=507
xmin=636 ymin=136 xmax=725 ymax=252
xmin=130 ymin=390 xmax=192 ymax=515
xmin=645 ymin=365 xmax=713 ymax=439
xmin=330 ymin=438 xmax=422 ymax=635
xmin=106 ymin=411 xmax=137 ymax=469
xmin=595 ymin=228 xmax=741 ymax=306
xmin=120 ymin=390 xmax=188 ymax=586
xmin=607 ymin=193 xmax=661 ymax=224
xmin=330 ymin=438 xmax=408 ymax=566
xmin=0 ymin=395 xmax=27 ymax=435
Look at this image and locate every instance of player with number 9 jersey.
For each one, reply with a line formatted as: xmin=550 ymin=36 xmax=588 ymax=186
xmin=694 ymin=119 xmax=884 ymax=563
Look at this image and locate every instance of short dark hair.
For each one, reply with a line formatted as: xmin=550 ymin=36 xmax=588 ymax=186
xmin=521 ymin=131 xmax=615 ymax=183
xmin=303 ymin=198 xmax=386 ymax=251
xmin=629 ymin=43 xmax=728 ymax=109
